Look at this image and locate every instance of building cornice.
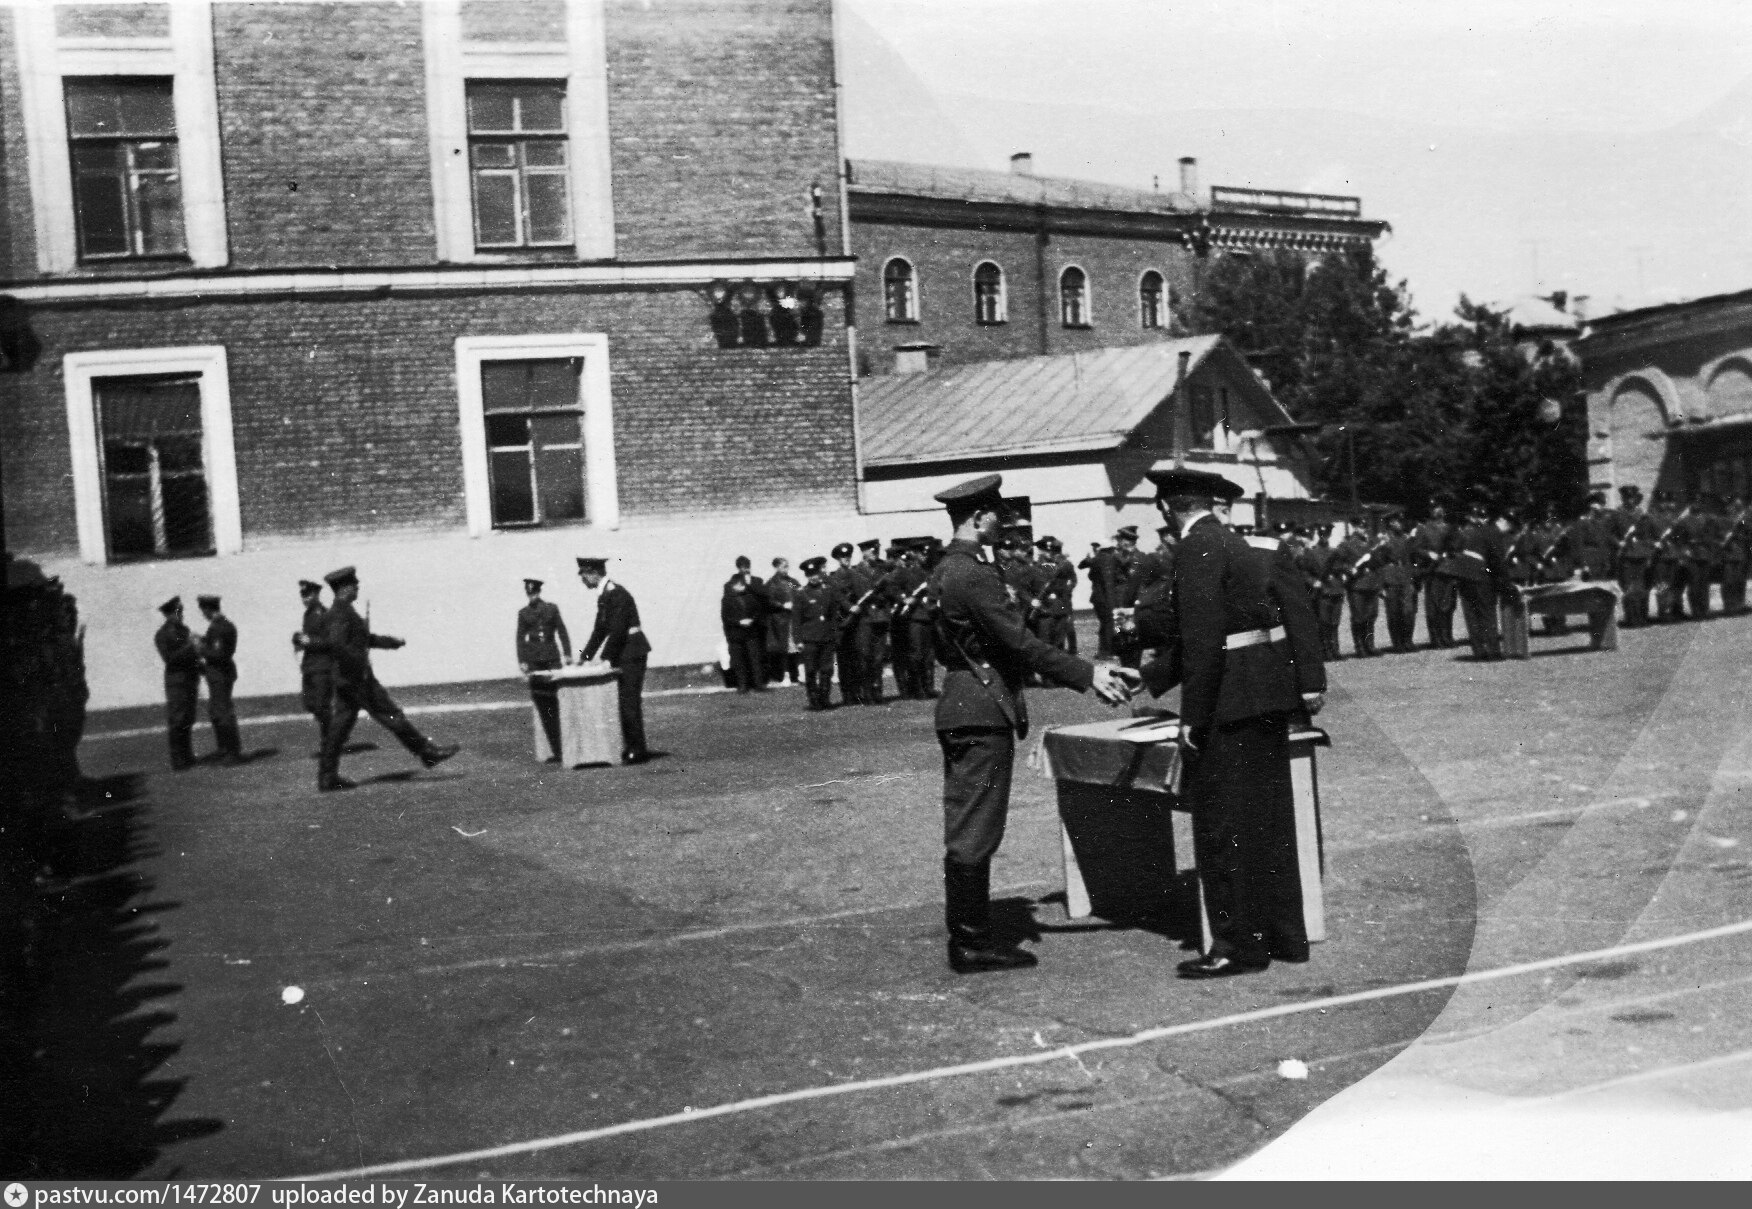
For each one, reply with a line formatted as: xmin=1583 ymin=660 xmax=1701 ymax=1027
xmin=2 ymin=257 xmax=857 ymax=306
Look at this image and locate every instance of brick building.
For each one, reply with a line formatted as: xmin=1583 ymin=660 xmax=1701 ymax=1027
xmin=846 ymin=155 xmax=1388 ymax=377
xmin=1577 ymin=289 xmax=1752 ymax=502
xmin=1 ymin=0 xmax=865 ymax=708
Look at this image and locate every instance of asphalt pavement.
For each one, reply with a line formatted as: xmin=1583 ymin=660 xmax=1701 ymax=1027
xmin=31 ymin=609 xmax=1752 ymax=1179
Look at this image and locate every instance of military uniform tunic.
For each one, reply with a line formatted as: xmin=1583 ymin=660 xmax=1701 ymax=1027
xmin=517 ymin=598 xmax=571 ymax=755
xmin=155 ymin=617 xmax=203 ymax=768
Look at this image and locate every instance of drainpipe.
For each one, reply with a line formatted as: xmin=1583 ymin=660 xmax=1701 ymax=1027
xmin=1035 ymin=207 xmax=1051 ymax=356
xmin=828 ymin=0 xmax=866 ymax=513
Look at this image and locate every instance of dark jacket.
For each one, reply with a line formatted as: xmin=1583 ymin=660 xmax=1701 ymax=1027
xmin=305 ymin=599 xmax=402 ymax=686
xmin=584 ymin=582 xmax=651 ymax=666
xmin=300 ymin=601 xmax=333 ymax=673
xmin=930 ymin=539 xmax=1092 ymax=737
xmin=200 ymin=615 xmax=239 ymax=678
xmin=1137 ymin=516 xmax=1303 ymax=732
xmin=721 ymin=586 xmax=762 ymax=640
xmin=794 ymin=581 xmax=843 ymax=644
xmin=516 ymin=599 xmax=571 ymax=666
xmin=1437 ymin=521 xmax=1512 ymax=588
xmin=155 ymin=619 xmax=202 ymax=678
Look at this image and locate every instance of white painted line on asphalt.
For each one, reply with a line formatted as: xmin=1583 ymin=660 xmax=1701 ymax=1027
xmin=80 ymin=681 xmax=811 ymax=742
xmin=285 ymin=914 xmax=1752 ymax=1182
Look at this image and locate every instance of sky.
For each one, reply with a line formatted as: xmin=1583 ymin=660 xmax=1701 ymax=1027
xmin=839 ymin=0 xmax=1752 ymax=322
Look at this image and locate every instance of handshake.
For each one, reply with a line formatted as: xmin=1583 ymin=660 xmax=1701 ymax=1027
xmin=1090 ymin=663 xmax=1142 ymax=706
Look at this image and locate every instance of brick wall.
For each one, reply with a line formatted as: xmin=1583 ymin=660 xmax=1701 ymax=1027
xmin=213 ymin=2 xmax=438 ymax=268
xmin=851 ymin=217 xmax=1199 ymax=374
xmin=4 ymin=285 xmax=856 ymax=557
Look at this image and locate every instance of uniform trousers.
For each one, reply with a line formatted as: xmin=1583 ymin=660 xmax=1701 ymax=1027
xmin=1654 ymin=562 xmax=1683 ymax=620
xmin=890 ymin=624 xmax=916 ymax=697
xmin=802 ymin=641 xmax=835 ymax=707
xmin=1346 ymin=589 xmax=1381 ymax=655
xmin=526 ymin=658 xmax=563 ymax=756
xmin=203 ymin=665 xmax=242 ymax=757
xmin=301 ymin=666 xmax=334 ymax=731
xmin=1722 ymin=559 xmax=1748 ymax=614
xmin=855 ymin=620 xmax=890 ymax=703
xmin=1423 ymin=575 xmax=1458 ymax=647
xmin=1683 ymin=561 xmax=1715 ymax=619
xmin=1182 ymin=713 xmax=1304 ymax=963
xmin=908 ymin=622 xmax=936 ymax=697
xmin=320 ymin=677 xmax=432 ymax=784
xmin=725 ymin=629 xmax=764 ymax=692
xmin=1384 ymin=583 xmax=1418 ymax=650
xmin=835 ymin=631 xmax=862 ymax=705
xmin=164 ymin=670 xmax=200 ymax=768
xmin=1315 ymin=595 xmax=1344 ymax=660
xmin=1456 ymin=578 xmax=1502 ymax=659
xmin=615 ymin=657 xmax=649 ymax=758
xmin=1619 ymin=562 xmax=1652 ymax=626
xmin=938 ymin=725 xmax=1015 ymax=934
xmin=1092 ymin=602 xmax=1114 ymax=658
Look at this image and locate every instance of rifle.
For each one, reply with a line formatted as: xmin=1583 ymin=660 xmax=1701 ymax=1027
xmin=896 ymin=580 xmax=930 ymax=621
xmin=1653 ymin=506 xmax=1692 ymax=558
xmin=1718 ymin=507 xmax=1750 ymax=554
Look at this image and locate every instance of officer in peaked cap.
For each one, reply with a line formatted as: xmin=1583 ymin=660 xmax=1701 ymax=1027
xmin=155 ymin=595 xmax=203 ymax=770
xmin=517 ymin=576 xmax=572 ymax=760
xmin=296 ymin=565 xmax=459 ymax=790
xmin=827 ymin=542 xmax=862 ymax=703
xmin=1139 ymin=466 xmax=1315 ymax=977
xmin=927 ymin=474 xmax=1137 ymax=973
xmin=794 ymin=556 xmax=842 ymax=709
xmin=296 ymin=579 xmax=333 ymax=740
xmin=850 ymin=538 xmax=897 ymax=704
xmin=196 ymin=593 xmax=244 ymax=765
xmin=1030 ymin=535 xmax=1077 ymax=654
xmin=576 ymin=556 xmax=653 ymax=762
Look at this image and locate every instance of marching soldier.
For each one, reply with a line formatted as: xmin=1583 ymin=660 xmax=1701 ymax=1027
xmin=296 ymin=579 xmax=333 ymax=742
xmin=1437 ymin=500 xmax=1512 ymax=660
xmin=297 ymin=566 xmax=460 ymax=791
xmin=155 ymin=596 xmax=202 ymax=771
xmin=1720 ymin=495 xmax=1750 ymax=615
xmin=1676 ymin=494 xmax=1726 ymax=620
xmin=577 ymin=557 xmax=653 ymax=764
xmin=794 ymin=557 xmax=842 ymax=710
xmin=1138 ymin=468 xmax=1319 ymax=977
xmin=1411 ymin=503 xmax=1457 ymax=648
xmin=1380 ymin=515 xmax=1419 ymax=653
xmin=196 ymin=594 xmax=244 ymax=765
xmin=827 ymin=542 xmax=862 ymax=705
xmin=927 ymin=475 xmax=1136 ymax=973
xmin=516 ymin=578 xmax=571 ymax=759
xmin=1613 ymin=485 xmax=1659 ymax=627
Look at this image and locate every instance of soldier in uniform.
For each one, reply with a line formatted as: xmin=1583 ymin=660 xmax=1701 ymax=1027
xmin=1612 ymin=485 xmax=1658 ymax=627
xmin=1301 ymin=525 xmax=1346 ymax=661
xmin=794 ymin=557 xmax=842 ymax=710
xmin=296 ymin=579 xmax=333 ymax=743
xmin=928 ymin=474 xmax=1136 ymax=972
xmin=1720 ymin=495 xmax=1750 ymax=615
xmin=887 ymin=543 xmax=931 ymax=698
xmin=904 ymin=539 xmax=944 ymax=699
xmin=577 ymin=557 xmax=653 ymax=763
xmin=1337 ymin=525 xmax=1384 ymax=657
xmin=1031 ymin=536 xmax=1078 ymax=654
xmin=155 ymin=596 xmax=202 ymax=771
xmin=1528 ymin=505 xmax=1571 ymax=635
xmin=1411 ymin=503 xmax=1457 ymax=648
xmin=1380 ymin=515 xmax=1419 ymax=653
xmin=196 ymin=594 xmax=244 ymax=765
xmin=297 ymin=566 xmax=459 ymax=791
xmin=826 ymin=542 xmax=862 ymax=704
xmin=765 ymin=557 xmax=801 ymax=685
xmin=1138 ymin=468 xmax=1320 ymax=977
xmin=1649 ymin=490 xmax=1687 ymax=622
xmin=850 ymin=537 xmax=898 ymax=704
xmin=1106 ymin=526 xmax=1144 ymax=667
xmin=1438 ymin=500 xmax=1512 ymax=660
xmin=516 ymin=578 xmax=572 ymax=760
xmin=1078 ymin=538 xmax=1115 ymax=658
xmin=1677 ymin=494 xmax=1726 ymax=620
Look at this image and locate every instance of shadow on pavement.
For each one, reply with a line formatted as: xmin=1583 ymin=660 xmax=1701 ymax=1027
xmin=7 ymin=772 xmax=223 ymax=1176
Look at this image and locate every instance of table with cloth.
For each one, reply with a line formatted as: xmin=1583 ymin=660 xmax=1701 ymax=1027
xmin=1502 ymin=581 xmax=1621 ymax=659
xmin=528 ymin=665 xmax=623 ymax=767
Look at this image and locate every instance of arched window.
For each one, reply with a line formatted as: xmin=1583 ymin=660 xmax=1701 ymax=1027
xmin=883 ymin=257 xmax=918 ymax=322
xmin=1059 ymin=266 xmax=1089 ymax=327
xmin=1139 ymin=270 xmax=1166 ymax=329
xmin=973 ymin=261 xmax=1006 ymax=325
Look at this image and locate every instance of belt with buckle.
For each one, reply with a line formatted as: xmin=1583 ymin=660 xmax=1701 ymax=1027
xmin=1224 ymin=626 xmax=1286 ymax=650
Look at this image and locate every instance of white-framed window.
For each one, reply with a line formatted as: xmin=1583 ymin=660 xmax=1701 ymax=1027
xmin=13 ymin=1 xmax=228 ymax=273
xmin=455 ymin=334 xmax=619 ymax=536
xmin=424 ymin=0 xmax=616 ymax=262
xmin=63 ymin=346 xmax=241 ymax=565
xmin=883 ymin=257 xmax=919 ymax=322
xmin=973 ymin=261 xmax=1006 ymax=325
xmin=1139 ymin=269 xmax=1166 ymax=329
xmin=1060 ymin=265 xmax=1090 ymax=327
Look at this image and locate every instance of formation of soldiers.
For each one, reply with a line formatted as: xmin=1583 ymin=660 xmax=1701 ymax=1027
xmin=725 ymin=531 xmax=1081 ymax=711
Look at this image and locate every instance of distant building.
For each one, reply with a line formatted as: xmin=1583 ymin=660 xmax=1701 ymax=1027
xmin=846 ymin=155 xmax=1388 ymax=376
xmin=858 ymin=336 xmax=1316 ymax=572
xmin=1577 ymin=288 xmax=1752 ymax=501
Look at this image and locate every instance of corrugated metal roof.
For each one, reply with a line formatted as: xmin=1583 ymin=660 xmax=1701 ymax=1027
xmin=859 ymin=337 xmax=1224 ymax=467
xmin=847 ymin=158 xmax=1198 ymax=215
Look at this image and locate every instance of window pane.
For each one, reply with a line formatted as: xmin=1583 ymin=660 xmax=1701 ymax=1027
xmin=65 ymin=82 xmax=123 ymax=136
xmin=470 ymin=142 xmax=515 ymax=169
xmin=155 ymin=432 xmax=205 ymax=473
xmin=134 ymin=168 xmax=187 ymax=255
xmin=97 ymin=377 xmax=201 ymax=437
xmin=530 ymin=410 xmax=582 ymax=448
xmin=133 ymin=141 xmax=178 ymax=171
xmin=472 ymin=171 xmax=519 ymax=245
xmin=66 ymin=78 xmax=176 ymax=136
xmin=161 ymin=474 xmax=212 ymax=552
xmin=72 ymin=169 xmax=130 ymax=256
xmin=103 ymin=441 xmax=151 ymax=476
xmin=484 ymin=412 xmax=530 ymax=446
xmin=467 ymin=86 xmax=515 ymax=133
xmin=489 ymin=449 xmax=535 ymax=525
xmin=515 ymin=86 xmax=565 ymax=132
xmin=522 ymin=140 xmax=567 ymax=169
xmin=524 ymin=172 xmax=571 ymax=243
xmin=104 ymin=475 xmax=155 ymax=558
xmin=523 ymin=360 xmax=580 ymax=409
xmin=120 ymin=81 xmax=176 ymax=136
xmin=535 ymin=444 xmax=585 ymax=521
xmin=482 ymin=363 xmax=532 ymax=412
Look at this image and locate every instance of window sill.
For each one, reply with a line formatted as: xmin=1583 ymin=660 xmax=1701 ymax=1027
xmin=884 ymin=318 xmax=921 ymax=326
xmin=1061 ymin=323 xmax=1094 ymax=331
xmin=976 ymin=319 xmax=1008 ymax=327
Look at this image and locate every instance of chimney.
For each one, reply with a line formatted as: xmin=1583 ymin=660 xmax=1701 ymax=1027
xmin=1010 ymin=152 xmax=1034 ymax=176
xmin=893 ymin=342 xmax=940 ymax=375
xmin=1178 ymin=156 xmax=1199 ymax=199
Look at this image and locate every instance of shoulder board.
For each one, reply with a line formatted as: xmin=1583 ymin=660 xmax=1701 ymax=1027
xmin=1245 ymin=535 xmax=1281 ymax=551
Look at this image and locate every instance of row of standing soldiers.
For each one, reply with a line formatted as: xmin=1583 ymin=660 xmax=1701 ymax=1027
xmin=727 ymin=534 xmax=1080 ymax=711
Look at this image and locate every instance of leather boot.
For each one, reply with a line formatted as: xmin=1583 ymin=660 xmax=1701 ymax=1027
xmin=215 ymin=721 xmax=246 ymax=765
xmin=944 ymin=858 xmax=1035 ymax=973
xmin=170 ymin=728 xmax=196 ymax=771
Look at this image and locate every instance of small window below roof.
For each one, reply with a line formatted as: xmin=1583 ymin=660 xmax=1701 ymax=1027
xmin=884 ymin=257 xmax=919 ymax=323
xmin=973 ymin=261 xmax=1006 ymax=325
xmin=1139 ymin=270 xmax=1166 ymax=329
xmin=1060 ymin=266 xmax=1090 ymax=328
